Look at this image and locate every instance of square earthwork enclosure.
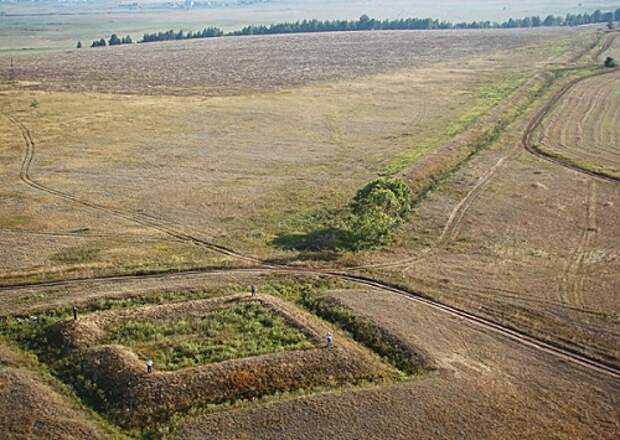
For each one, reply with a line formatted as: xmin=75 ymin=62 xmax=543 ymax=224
xmin=50 ymin=293 xmax=390 ymax=427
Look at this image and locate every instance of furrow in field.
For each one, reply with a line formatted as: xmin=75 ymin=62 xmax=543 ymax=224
xmin=522 ymin=69 xmax=620 ymax=183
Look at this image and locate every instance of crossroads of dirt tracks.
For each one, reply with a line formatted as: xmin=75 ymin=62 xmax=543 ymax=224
xmin=1 ymin=32 xmax=619 ymax=385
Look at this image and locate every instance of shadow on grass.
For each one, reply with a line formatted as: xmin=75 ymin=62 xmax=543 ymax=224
xmin=269 ymin=227 xmax=355 ymax=262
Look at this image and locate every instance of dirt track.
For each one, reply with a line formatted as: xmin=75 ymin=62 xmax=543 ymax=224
xmin=175 ymin=287 xmax=620 ymax=440
xmin=521 ymin=67 xmax=620 ymax=183
xmin=1 ymin=27 xmax=618 ymax=439
xmin=4 ymin=112 xmax=260 ymax=264
xmin=1 ymin=67 xmax=619 ymax=380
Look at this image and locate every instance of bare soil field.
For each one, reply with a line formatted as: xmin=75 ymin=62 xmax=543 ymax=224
xmin=0 ymin=28 xmax=575 ymax=96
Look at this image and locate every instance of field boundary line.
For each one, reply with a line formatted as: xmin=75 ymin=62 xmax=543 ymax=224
xmin=522 ymin=68 xmax=620 ymax=183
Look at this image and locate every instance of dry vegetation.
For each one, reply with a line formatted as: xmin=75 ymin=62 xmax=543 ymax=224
xmin=537 ymin=69 xmax=620 ymax=178
xmin=351 ymin=65 xmax=620 ymax=368
xmin=1 ymin=28 xmax=573 ymax=96
xmin=0 ymin=27 xmax=589 ymax=284
xmin=1 ymin=22 xmax=619 ymax=440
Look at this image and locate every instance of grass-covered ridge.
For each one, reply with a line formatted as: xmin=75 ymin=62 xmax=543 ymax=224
xmin=103 ymin=302 xmax=314 ymax=370
xmin=382 ymin=74 xmax=526 ymax=175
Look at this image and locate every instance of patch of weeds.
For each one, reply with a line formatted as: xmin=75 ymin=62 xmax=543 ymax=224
xmin=271 ymin=177 xmax=412 ymax=257
xmin=102 ymin=302 xmax=315 ymax=371
xmin=51 ymin=245 xmax=102 ymax=264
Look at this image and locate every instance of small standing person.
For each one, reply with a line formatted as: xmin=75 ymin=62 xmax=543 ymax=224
xmin=72 ymin=305 xmax=78 ymax=321
xmin=146 ymin=359 xmax=153 ymax=374
xmin=326 ymin=332 xmax=333 ymax=349
xmin=251 ymin=284 xmax=257 ymax=297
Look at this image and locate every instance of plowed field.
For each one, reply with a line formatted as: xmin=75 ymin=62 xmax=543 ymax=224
xmin=537 ymin=69 xmax=620 ymax=178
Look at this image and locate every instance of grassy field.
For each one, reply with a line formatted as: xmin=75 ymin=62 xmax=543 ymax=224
xmin=1 ymin=20 xmax=619 ymax=440
xmin=0 ymin=27 xmax=586 ymax=283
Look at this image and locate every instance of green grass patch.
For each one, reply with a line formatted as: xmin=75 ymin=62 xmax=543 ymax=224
xmin=51 ymin=244 xmax=102 ymax=264
xmin=382 ymin=75 xmax=525 ymax=175
xmin=102 ymin=302 xmax=314 ymax=371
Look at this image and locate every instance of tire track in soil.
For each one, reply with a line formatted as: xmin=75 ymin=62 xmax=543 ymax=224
xmin=592 ymin=32 xmax=619 ymax=62
xmin=330 ymin=71 xmax=619 ymax=275
xmin=4 ymin=112 xmax=263 ymax=266
xmin=3 ymin=47 xmax=620 ymax=379
xmin=415 ymin=36 xmax=620 ymax=253
xmin=437 ymin=146 xmax=521 ymax=246
xmin=522 ymin=68 xmax=620 ymax=184
xmin=558 ymin=181 xmax=598 ymax=307
xmin=348 ymin=72 xmax=551 ymax=272
xmin=1 ymin=263 xmax=619 ymax=379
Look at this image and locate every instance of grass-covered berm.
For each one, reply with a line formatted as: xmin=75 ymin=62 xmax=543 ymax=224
xmin=47 ymin=294 xmax=399 ymax=429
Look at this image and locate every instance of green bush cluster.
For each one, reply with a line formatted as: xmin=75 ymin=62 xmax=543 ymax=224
xmin=348 ymin=177 xmax=412 ymax=249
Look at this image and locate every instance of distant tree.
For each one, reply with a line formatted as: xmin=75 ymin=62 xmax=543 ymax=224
xmin=604 ymin=57 xmax=617 ymax=68
xmin=109 ymin=34 xmax=122 ymax=46
xmin=76 ymin=41 xmax=82 ymax=49
xmin=91 ymin=38 xmax=107 ymax=48
xmin=121 ymin=35 xmax=133 ymax=44
xmin=607 ymin=21 xmax=615 ymax=30
xmin=616 ymin=8 xmax=620 ymax=22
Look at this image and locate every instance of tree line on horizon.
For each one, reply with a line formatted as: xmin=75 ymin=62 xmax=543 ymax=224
xmin=87 ymin=34 xmax=133 ymax=48
xmin=82 ymin=8 xmax=620 ymax=48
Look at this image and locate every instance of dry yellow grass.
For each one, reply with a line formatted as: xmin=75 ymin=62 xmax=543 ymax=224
xmin=537 ymin=70 xmax=620 ymax=178
xmin=1 ymin=25 xmax=617 ymax=440
xmin=0 ymin=340 xmax=116 ymax=439
xmin=0 ymin=27 xmax=587 ymax=284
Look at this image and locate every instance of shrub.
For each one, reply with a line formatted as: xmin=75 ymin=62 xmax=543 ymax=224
xmin=349 ymin=177 xmax=412 ymax=249
xmin=604 ymin=56 xmax=617 ymax=68
xmin=108 ymin=34 xmax=121 ymax=46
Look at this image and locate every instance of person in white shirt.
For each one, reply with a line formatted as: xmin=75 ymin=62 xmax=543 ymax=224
xmin=326 ymin=332 xmax=333 ymax=349
xmin=146 ymin=359 xmax=154 ymax=373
